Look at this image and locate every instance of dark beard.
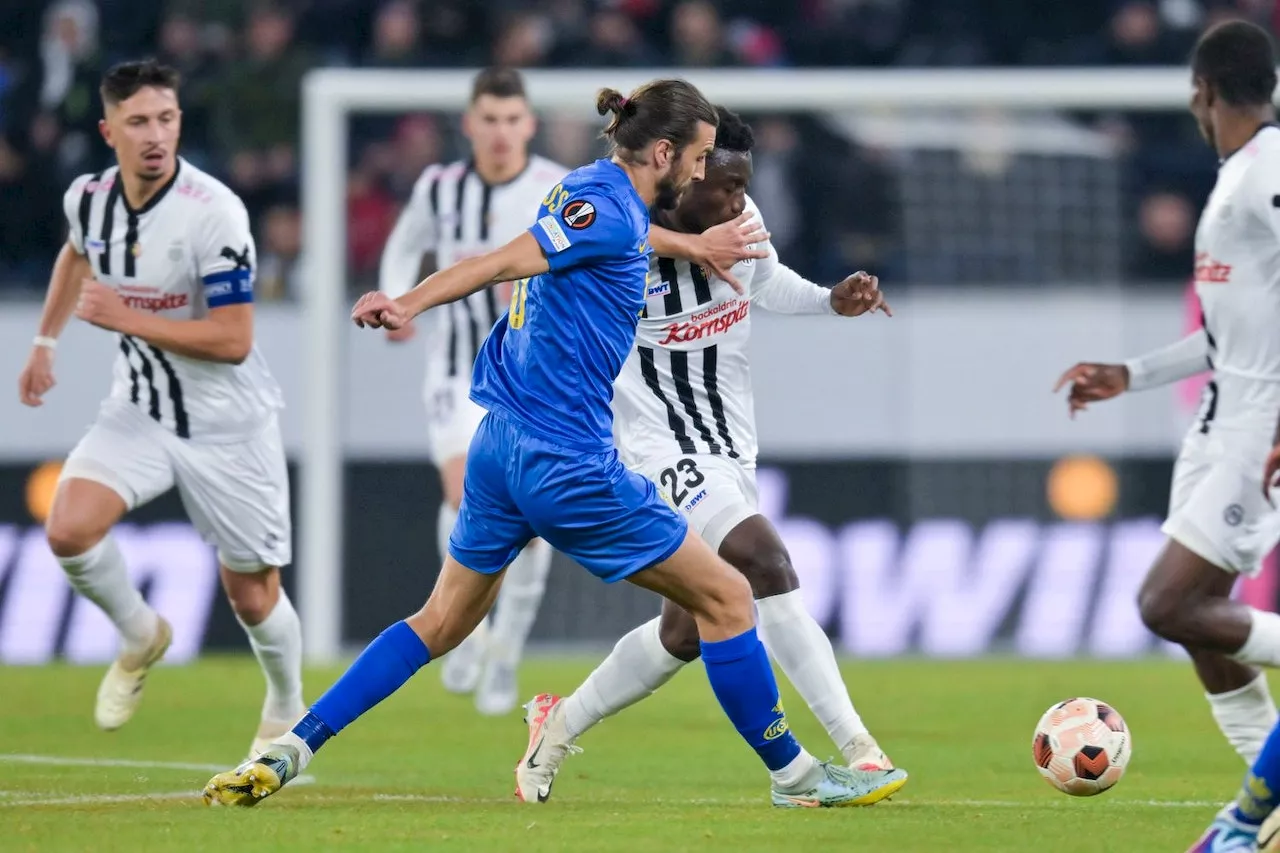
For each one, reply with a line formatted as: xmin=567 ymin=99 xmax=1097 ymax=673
xmin=654 ymin=174 xmax=682 ymax=210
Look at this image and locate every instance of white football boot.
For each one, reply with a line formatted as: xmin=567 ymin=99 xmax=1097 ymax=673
xmin=94 ymin=615 xmax=173 ymax=731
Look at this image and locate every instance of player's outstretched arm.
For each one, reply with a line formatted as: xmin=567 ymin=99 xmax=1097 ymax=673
xmin=354 ymin=232 xmax=551 ymax=329
xmin=1053 ymin=328 xmax=1210 ymax=417
xmin=18 ymin=241 xmax=91 ymax=407
xmin=649 ymin=212 xmax=769 ymax=294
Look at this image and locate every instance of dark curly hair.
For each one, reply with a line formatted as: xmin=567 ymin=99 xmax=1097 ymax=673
xmin=713 ymin=106 xmax=754 ymax=153
xmin=1193 ymin=20 xmax=1277 ymax=107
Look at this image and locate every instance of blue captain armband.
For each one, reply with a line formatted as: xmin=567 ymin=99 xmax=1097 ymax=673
xmin=203 ymin=268 xmax=254 ymax=308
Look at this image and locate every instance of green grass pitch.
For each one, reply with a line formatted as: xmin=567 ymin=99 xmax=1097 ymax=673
xmin=0 ymin=656 xmax=1251 ymax=851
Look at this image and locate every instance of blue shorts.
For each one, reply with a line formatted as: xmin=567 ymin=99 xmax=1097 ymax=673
xmin=448 ymin=412 xmax=688 ymax=582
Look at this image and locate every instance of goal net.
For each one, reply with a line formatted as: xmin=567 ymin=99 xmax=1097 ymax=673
xmin=299 ymin=67 xmax=1201 ymax=661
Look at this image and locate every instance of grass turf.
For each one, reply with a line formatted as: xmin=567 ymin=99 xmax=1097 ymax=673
xmin=0 ymin=656 xmax=1248 ymax=851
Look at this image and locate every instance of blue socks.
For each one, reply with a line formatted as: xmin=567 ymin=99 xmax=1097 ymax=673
xmin=292 ymin=621 xmax=432 ymax=754
xmin=1232 ymin=714 xmax=1280 ymax=828
xmin=700 ymin=627 xmax=802 ymax=771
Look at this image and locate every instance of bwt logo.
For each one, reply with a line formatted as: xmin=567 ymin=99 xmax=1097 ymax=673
xmin=755 ymin=468 xmax=1184 ymax=659
xmin=0 ymin=523 xmax=219 ymax=665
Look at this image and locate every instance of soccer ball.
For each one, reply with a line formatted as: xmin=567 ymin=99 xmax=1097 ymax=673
xmin=1031 ymin=697 xmax=1132 ymax=796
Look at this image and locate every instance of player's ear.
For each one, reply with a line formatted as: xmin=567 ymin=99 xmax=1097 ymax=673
xmin=461 ymin=109 xmax=475 ymax=141
xmin=98 ymin=117 xmax=114 ymax=149
xmin=652 ymin=138 xmax=674 ymax=170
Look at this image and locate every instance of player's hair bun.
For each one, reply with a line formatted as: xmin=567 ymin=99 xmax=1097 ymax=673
xmin=596 ymin=88 xmax=630 ymax=118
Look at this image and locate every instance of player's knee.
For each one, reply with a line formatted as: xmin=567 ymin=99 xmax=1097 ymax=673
xmin=658 ymin=607 xmax=702 ymax=663
xmin=700 ymin=567 xmax=754 ymax=624
xmin=45 ymin=513 xmax=105 ymax=559
xmin=1137 ymin=585 xmax=1188 ymax=640
xmin=221 ymin=566 xmax=280 ymax=625
xmin=734 ymin=546 xmax=799 ymax=599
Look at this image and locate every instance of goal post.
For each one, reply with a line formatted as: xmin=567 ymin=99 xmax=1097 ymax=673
xmin=299 ymin=66 xmax=1204 ymax=663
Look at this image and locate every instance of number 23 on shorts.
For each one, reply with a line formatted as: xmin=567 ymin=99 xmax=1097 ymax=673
xmin=509 ymin=278 xmax=530 ymax=329
xmin=660 ymin=458 xmax=705 ymax=507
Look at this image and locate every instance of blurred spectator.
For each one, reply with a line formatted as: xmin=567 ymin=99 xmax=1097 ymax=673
xmin=257 ymin=202 xmax=303 ymax=301
xmin=1131 ymin=190 xmax=1196 ymax=282
xmin=212 ymin=3 xmax=311 ymax=182
xmin=669 ymin=1 xmax=735 ymax=66
xmin=37 ymin=0 xmax=104 ymax=181
xmin=566 ymin=10 xmax=663 ymax=66
xmin=0 ymin=129 xmax=62 ymax=289
xmin=346 ymin=160 xmax=397 ymax=282
xmin=492 ymin=14 xmax=555 ymax=67
xmin=155 ymin=10 xmax=219 ymax=167
xmin=365 ymin=1 xmax=425 ymax=68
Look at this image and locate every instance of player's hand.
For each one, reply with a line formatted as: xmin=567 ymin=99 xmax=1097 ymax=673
xmin=1264 ymin=444 xmax=1280 ymax=506
xmin=1052 ymin=362 xmax=1129 ymax=419
xmin=830 ymin=271 xmax=891 ymax=317
xmin=18 ymin=346 xmax=55 ymax=407
xmin=75 ymin=279 xmax=133 ymax=332
xmin=352 ymin=291 xmax=409 ymax=330
xmin=694 ymin=211 xmax=770 ymax=294
xmin=385 ymin=320 xmax=416 ymax=342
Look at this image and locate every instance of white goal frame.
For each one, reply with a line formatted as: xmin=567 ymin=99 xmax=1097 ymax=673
xmin=300 ymin=66 xmax=1205 ymax=662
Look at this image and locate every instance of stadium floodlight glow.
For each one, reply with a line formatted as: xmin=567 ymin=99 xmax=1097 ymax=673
xmin=300 ymin=65 xmax=1206 ymax=663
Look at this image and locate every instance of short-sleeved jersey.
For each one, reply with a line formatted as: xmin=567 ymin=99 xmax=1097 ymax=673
xmin=64 ymin=158 xmax=282 ymax=442
xmin=470 ymin=158 xmax=652 ymax=450
xmin=1192 ymin=124 xmax=1280 ymax=434
xmin=613 ymin=196 xmax=827 ymax=469
xmin=379 ymin=156 xmax=569 ymax=390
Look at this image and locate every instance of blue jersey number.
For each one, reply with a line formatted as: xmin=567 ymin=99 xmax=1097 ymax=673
xmin=509 ymin=278 xmax=531 ymax=329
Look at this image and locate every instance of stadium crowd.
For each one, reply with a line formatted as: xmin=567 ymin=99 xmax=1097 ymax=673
xmin=0 ymin=0 xmax=1273 ymax=295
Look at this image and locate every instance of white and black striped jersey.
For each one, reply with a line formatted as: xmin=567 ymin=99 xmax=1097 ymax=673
xmin=1188 ymin=124 xmax=1280 ymax=435
xmin=379 ymin=155 xmax=569 ymax=392
xmin=62 ymin=158 xmax=283 ymax=442
xmin=613 ymin=196 xmax=836 ymax=469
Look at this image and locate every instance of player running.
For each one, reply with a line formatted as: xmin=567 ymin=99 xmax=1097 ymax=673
xmin=514 ymin=106 xmax=899 ymax=804
xmin=16 ymin=60 xmax=304 ymax=757
xmin=1056 ymin=19 xmax=1280 ymax=782
xmin=378 ymin=67 xmax=570 ymax=716
xmin=203 ymin=79 xmax=907 ymax=809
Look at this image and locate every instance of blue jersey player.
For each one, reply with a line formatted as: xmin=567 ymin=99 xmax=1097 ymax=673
xmin=203 ymin=80 xmax=905 ymax=809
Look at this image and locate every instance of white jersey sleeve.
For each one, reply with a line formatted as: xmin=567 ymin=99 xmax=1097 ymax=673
xmin=750 ymin=238 xmax=836 ymax=315
xmin=62 ymin=173 xmax=93 ymax=255
xmin=194 ymin=193 xmax=256 ymax=309
xmin=380 ymin=164 xmax=442 ymax=299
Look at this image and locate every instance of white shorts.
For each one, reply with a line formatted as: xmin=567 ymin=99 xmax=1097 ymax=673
xmin=424 ymin=378 xmax=487 ymax=466
xmin=638 ymin=453 xmax=759 ymax=552
xmin=60 ymin=402 xmax=292 ymax=572
xmin=1162 ymin=430 xmax=1280 ymax=577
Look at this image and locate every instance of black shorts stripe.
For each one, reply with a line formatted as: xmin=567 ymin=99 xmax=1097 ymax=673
xmin=117 ymin=336 xmax=140 ymax=404
xmin=691 ymin=264 xmax=713 ymax=305
xmin=78 ymin=172 xmax=101 ymax=262
xmin=1199 ymin=380 xmax=1219 ymax=435
xmin=702 ymin=345 xmax=739 ymax=459
xmin=122 ymin=335 xmax=160 ymax=421
xmin=639 ymin=346 xmax=696 ymax=455
xmin=147 ymin=344 xmax=190 ymax=439
xmin=99 ymin=178 xmax=122 ymax=276
xmin=669 ymin=350 xmax=721 ymax=454
xmin=658 ymin=257 xmax=683 ymax=316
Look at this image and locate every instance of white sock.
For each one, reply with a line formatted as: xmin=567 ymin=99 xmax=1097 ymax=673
xmin=1233 ymin=609 xmax=1280 ymax=668
xmin=1207 ymin=673 xmax=1278 ymax=764
xmin=488 ymin=539 xmax=551 ymax=666
xmin=756 ymin=590 xmax=867 ymax=752
xmin=561 ymin=616 xmax=686 ymax=738
xmin=277 ymin=731 xmax=314 ymax=772
xmin=56 ymin=533 xmax=158 ymax=657
xmin=237 ymin=591 xmax=306 ymax=722
xmin=769 ymin=749 xmax=823 ymax=792
xmin=437 ymin=503 xmax=458 ymax=565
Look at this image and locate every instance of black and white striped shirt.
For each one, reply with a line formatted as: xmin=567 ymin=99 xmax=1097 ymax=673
xmin=379 ymin=155 xmax=569 ymax=395
xmin=62 ymin=158 xmax=283 ymax=442
xmin=613 ymin=196 xmax=835 ymax=469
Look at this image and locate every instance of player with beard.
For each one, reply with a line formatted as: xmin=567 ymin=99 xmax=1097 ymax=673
xmin=514 ymin=106 xmax=903 ymax=805
xmin=204 ymin=81 xmax=901 ymax=810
